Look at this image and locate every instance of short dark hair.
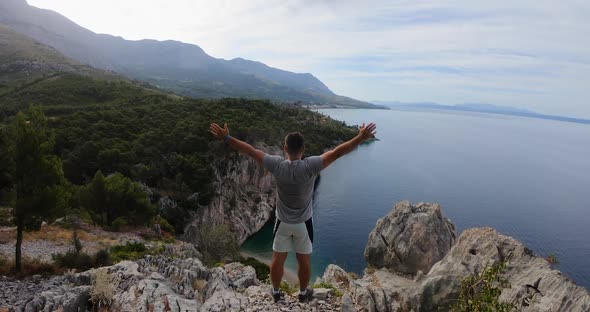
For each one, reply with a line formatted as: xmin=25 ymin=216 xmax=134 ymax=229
xmin=285 ymin=132 xmax=304 ymax=155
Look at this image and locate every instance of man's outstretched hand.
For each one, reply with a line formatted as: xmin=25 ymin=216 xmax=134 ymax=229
xmin=358 ymin=122 xmax=377 ymax=141
xmin=210 ymin=123 xmax=229 ymax=140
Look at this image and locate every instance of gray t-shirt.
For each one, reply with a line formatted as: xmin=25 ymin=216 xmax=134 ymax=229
xmin=263 ymin=154 xmax=324 ymax=224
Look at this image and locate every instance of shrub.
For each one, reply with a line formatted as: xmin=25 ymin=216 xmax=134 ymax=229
xmin=0 ymin=255 xmax=10 ymax=275
xmin=450 ymin=261 xmax=516 ymax=312
xmin=238 ymin=256 xmax=270 ymax=281
xmin=93 ymin=249 xmax=112 ymax=267
xmin=159 ymin=218 xmax=175 ymax=234
xmin=152 ymin=216 xmax=175 ymax=234
xmin=110 ymin=241 xmax=148 ymax=262
xmin=111 ymin=217 xmax=127 ymax=232
xmin=71 ymin=230 xmax=83 ymax=254
xmin=53 ymin=251 xmax=93 ymax=271
xmin=0 ymin=207 xmax=14 ymax=226
xmin=91 ymin=268 xmax=120 ymax=310
xmin=198 ymin=224 xmax=239 ymax=266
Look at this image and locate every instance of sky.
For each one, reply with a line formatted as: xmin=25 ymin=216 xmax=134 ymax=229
xmin=28 ymin=0 xmax=590 ymax=118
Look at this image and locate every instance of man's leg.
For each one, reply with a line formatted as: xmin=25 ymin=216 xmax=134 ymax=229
xmin=271 ymin=251 xmax=288 ymax=290
xmin=296 ymin=253 xmax=311 ymax=290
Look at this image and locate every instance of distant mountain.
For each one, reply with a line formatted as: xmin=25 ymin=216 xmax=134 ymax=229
xmin=0 ymin=24 xmax=121 ymax=85
xmin=0 ymin=0 xmax=381 ymax=108
xmin=372 ymin=101 xmax=590 ymax=125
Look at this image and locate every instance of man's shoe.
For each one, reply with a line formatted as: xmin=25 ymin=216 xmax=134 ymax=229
xmin=272 ymin=289 xmax=284 ymax=303
xmin=298 ymin=288 xmax=314 ymax=303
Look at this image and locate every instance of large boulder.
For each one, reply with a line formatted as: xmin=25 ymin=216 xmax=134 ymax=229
xmin=321 ymin=264 xmax=353 ymax=290
xmin=347 ymin=268 xmax=419 ymax=312
xmin=223 ymin=262 xmax=260 ymax=289
xmin=364 ymin=201 xmax=456 ymax=275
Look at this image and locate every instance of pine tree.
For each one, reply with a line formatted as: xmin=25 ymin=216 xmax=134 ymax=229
xmin=12 ymin=106 xmax=67 ymax=272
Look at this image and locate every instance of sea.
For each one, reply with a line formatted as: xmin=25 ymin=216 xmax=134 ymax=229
xmin=241 ymin=108 xmax=590 ymax=289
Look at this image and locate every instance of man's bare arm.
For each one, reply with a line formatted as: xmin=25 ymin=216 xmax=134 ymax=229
xmin=209 ymin=123 xmax=265 ymax=164
xmin=321 ymin=122 xmax=377 ymax=168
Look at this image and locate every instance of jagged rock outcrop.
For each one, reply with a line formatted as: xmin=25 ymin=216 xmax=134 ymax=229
xmin=418 ymin=227 xmax=590 ymax=311
xmin=348 ymin=201 xmax=590 ymax=312
xmin=364 ymin=201 xmax=456 ymax=275
xmin=184 ymin=144 xmax=281 ymax=245
xmin=321 ymin=264 xmax=353 ymax=290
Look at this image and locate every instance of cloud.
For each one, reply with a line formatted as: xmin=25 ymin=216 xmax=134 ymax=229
xmin=28 ymin=0 xmax=590 ymax=117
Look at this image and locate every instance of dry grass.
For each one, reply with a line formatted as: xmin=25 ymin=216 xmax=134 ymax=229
xmin=95 ymin=236 xmax=120 ymax=247
xmin=0 ymin=255 xmax=62 ymax=277
xmin=91 ymin=268 xmax=121 ymax=310
xmin=193 ymin=279 xmax=208 ymax=302
xmin=193 ymin=279 xmax=207 ymax=292
xmin=348 ymin=271 xmax=359 ymax=280
xmin=0 ymin=224 xmax=117 ymax=245
xmin=24 ymin=225 xmax=92 ymax=242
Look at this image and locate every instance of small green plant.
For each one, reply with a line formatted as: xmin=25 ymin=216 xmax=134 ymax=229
xmin=313 ymin=281 xmax=343 ymax=297
xmin=450 ymin=261 xmax=516 ymax=312
xmin=546 ymin=254 xmax=560 ymax=266
xmin=110 ymin=241 xmax=148 ymax=262
xmin=280 ymin=280 xmax=299 ymax=295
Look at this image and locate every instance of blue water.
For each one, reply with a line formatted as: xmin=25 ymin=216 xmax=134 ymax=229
xmin=241 ymin=109 xmax=590 ymax=289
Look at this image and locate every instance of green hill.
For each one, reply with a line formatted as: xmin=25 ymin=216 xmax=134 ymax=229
xmin=0 ymin=73 xmax=356 ymax=231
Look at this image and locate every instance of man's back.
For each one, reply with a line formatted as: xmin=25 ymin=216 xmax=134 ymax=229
xmin=264 ymin=155 xmax=324 ymax=224
xmin=210 ymin=122 xmax=376 ymax=302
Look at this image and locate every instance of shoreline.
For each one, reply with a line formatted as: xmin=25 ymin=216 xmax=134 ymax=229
xmin=240 ymin=251 xmax=299 ymax=284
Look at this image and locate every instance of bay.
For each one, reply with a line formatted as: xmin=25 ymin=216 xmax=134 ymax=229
xmin=242 ymin=108 xmax=590 ymax=289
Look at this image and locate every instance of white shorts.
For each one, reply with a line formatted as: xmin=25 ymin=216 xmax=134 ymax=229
xmin=272 ymin=218 xmax=314 ymax=254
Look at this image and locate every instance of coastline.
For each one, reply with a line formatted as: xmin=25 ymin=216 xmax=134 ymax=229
xmin=240 ymin=251 xmax=299 ymax=284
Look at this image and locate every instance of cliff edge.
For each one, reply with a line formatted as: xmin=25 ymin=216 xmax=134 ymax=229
xmin=2 ymin=201 xmax=588 ymax=311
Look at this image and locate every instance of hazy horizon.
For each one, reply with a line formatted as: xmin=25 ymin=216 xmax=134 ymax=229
xmin=27 ymin=0 xmax=590 ymax=119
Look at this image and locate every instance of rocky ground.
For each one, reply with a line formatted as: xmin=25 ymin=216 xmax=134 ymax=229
xmin=0 ymin=222 xmax=159 ymax=262
xmin=1 ymin=200 xmax=589 ymax=311
xmin=0 ymin=256 xmax=344 ymax=312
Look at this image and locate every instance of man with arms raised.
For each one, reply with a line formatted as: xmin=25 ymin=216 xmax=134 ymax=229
xmin=209 ymin=122 xmax=377 ymax=303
